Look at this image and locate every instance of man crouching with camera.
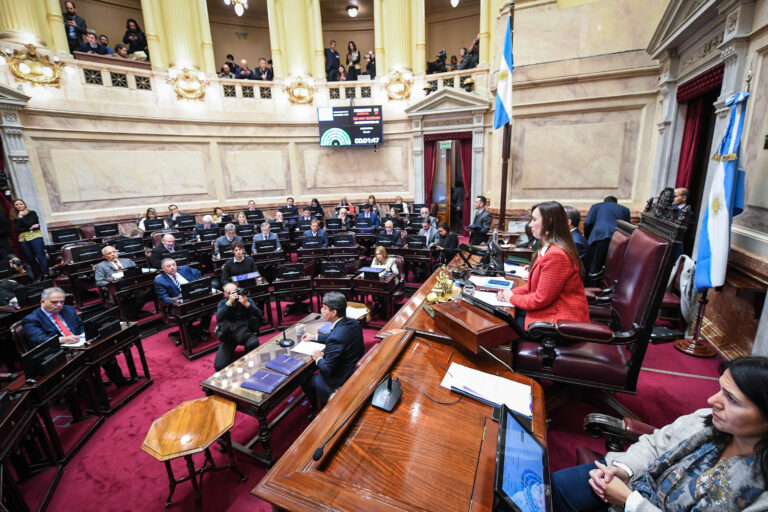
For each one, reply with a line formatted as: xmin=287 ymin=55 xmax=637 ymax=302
xmin=213 ymin=283 xmax=263 ymax=371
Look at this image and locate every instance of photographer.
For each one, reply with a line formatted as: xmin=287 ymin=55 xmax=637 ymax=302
xmin=10 ymin=256 xmax=34 ymax=280
xmin=62 ymin=2 xmax=88 ymax=54
xmin=427 ymin=49 xmax=447 ymax=74
xmin=213 ymin=283 xmax=263 ymax=371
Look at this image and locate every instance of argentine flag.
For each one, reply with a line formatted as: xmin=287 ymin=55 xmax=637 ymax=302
xmin=694 ymin=91 xmax=748 ymax=292
xmin=493 ymin=15 xmax=514 ymax=129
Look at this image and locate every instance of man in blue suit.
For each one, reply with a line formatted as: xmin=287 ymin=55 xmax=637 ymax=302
xmin=154 ymin=258 xmax=212 ymax=342
xmin=583 ymin=196 xmax=631 ymax=277
xmin=214 ymin=224 xmax=242 ymax=257
xmin=300 ymin=292 xmax=365 ymax=411
xmin=303 ymin=219 xmax=329 ymax=247
xmin=251 ymin=221 xmax=281 ymax=252
xmin=22 ymin=287 xmax=128 ymax=385
xmin=564 ymin=206 xmax=588 ymax=266
xmin=357 ymin=204 xmax=380 ymax=227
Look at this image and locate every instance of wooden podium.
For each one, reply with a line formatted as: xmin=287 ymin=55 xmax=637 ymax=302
xmin=432 ymin=300 xmax=516 ymax=354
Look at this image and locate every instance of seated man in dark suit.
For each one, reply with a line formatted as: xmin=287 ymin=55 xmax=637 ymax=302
xmin=166 ymin=204 xmax=192 ymax=228
xmin=380 ymin=220 xmax=403 ymax=247
xmin=299 ymin=292 xmax=365 ymax=411
xmin=564 ymin=206 xmax=588 ymax=265
xmin=214 ymin=224 xmax=243 ymax=257
xmin=299 ymin=206 xmax=315 ymax=224
xmin=283 ymin=196 xmax=299 ymax=217
xmin=333 ymin=208 xmax=354 ymax=230
xmin=94 ymin=246 xmax=149 ymax=320
xmin=22 ymin=287 xmax=128 ymax=385
xmin=79 ymin=32 xmax=109 ymax=55
xmin=357 ymin=204 xmax=380 ymax=227
xmin=194 ymin=215 xmax=218 ymax=240
xmin=417 ymin=218 xmax=440 ymax=247
xmin=468 ymin=195 xmax=492 ymax=245
xmin=251 ymin=221 xmax=281 ymax=252
xmin=246 ymin=200 xmax=265 ymax=220
xmin=213 ymin=283 xmax=263 ymax=371
xmin=154 ymin=258 xmax=211 ymax=343
xmin=150 ymin=233 xmax=178 ymax=269
xmin=303 ymin=219 xmax=329 ymax=247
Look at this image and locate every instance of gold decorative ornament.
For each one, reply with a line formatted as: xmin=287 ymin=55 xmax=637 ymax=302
xmin=426 ymin=266 xmax=455 ymax=304
xmin=385 ymin=71 xmax=412 ymax=100
xmin=2 ymin=44 xmax=63 ymax=87
xmin=284 ymin=76 xmax=314 ymax=105
xmin=167 ymin=68 xmax=207 ymax=101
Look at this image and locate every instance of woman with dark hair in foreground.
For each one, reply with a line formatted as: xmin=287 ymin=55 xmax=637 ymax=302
xmin=552 ymin=356 xmax=768 ymax=511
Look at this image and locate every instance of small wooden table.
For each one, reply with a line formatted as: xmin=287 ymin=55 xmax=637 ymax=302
xmin=141 ymin=396 xmax=246 ymax=511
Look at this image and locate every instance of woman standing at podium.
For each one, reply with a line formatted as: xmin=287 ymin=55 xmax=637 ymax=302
xmin=496 ymin=201 xmax=587 ymax=329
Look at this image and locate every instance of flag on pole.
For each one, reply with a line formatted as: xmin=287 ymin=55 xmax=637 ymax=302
xmin=493 ymin=15 xmax=514 ymax=130
xmin=694 ymin=91 xmax=748 ymax=292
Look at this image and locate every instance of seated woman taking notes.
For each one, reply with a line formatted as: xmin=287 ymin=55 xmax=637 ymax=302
xmin=497 ymin=201 xmax=588 ymax=329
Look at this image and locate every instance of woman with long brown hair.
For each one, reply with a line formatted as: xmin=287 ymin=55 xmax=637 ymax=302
xmin=497 ymin=201 xmax=588 ymax=329
xmin=10 ymin=198 xmax=49 ymax=277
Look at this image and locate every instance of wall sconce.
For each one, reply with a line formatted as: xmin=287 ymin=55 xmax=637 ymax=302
xmin=224 ymin=0 xmax=248 ymax=16
xmin=167 ymin=68 xmax=207 ymax=100
xmin=2 ymin=44 xmax=63 ymax=87
xmin=284 ymin=76 xmax=315 ymax=104
xmin=461 ymin=76 xmax=475 ymax=93
xmin=347 ymin=5 xmax=358 ymax=17
xmin=385 ymin=71 xmax=412 ymax=100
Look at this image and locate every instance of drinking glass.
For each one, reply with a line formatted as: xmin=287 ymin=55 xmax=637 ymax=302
xmin=502 ymin=233 xmax=510 ymax=245
xmin=295 ymin=323 xmax=305 ymax=338
xmin=463 ymin=282 xmax=476 ymax=297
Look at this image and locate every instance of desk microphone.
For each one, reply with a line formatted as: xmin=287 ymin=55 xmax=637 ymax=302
xmin=279 ymin=330 xmax=295 ymax=348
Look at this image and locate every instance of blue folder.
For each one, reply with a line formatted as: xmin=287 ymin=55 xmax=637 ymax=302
xmin=265 ymin=354 xmax=305 ymax=375
xmin=241 ymin=371 xmax=286 ymax=393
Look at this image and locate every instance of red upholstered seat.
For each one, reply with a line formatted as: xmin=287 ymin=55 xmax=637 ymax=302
xmin=516 ymin=340 xmax=629 ymax=386
xmin=661 ymin=291 xmax=680 ymax=308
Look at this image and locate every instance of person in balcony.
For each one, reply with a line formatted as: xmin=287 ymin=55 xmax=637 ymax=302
xmin=79 ymin=32 xmax=108 ymax=55
xmin=236 ymin=59 xmax=254 ymax=80
xmin=219 ymin=63 xmax=235 ymax=79
xmin=98 ymin=35 xmax=114 ymax=54
xmin=255 ymin=58 xmax=273 ymax=81
xmin=63 ymin=1 xmax=88 ymax=54
xmin=122 ymin=18 xmax=147 ymax=55
xmin=346 ymin=41 xmax=361 ymax=81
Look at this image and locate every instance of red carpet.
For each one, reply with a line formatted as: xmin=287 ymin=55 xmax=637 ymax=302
xmin=23 ymin=306 xmax=722 ymax=511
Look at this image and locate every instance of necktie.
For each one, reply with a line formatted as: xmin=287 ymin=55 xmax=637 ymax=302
xmin=173 ymin=275 xmax=181 ymax=292
xmin=52 ymin=313 xmax=72 ymax=336
xmin=115 ymin=261 xmax=123 ymax=270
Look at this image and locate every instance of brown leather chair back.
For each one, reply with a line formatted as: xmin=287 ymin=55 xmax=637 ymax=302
xmin=391 ymin=255 xmax=405 ymax=281
xmin=59 ymin=242 xmax=99 ymax=265
xmin=80 ymin=225 xmax=96 ymax=239
xmin=603 ymin=224 xmax=633 ymax=286
xmin=10 ymin=320 xmax=28 ymax=356
xmin=152 ymin=231 xmax=180 ymax=247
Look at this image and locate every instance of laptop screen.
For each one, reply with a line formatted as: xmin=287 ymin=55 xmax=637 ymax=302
xmin=94 ymin=223 xmax=119 ymax=237
xmin=494 ymin=405 xmax=551 ymax=512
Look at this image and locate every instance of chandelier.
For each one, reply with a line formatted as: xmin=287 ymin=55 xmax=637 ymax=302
xmin=223 ymin=0 xmax=248 ymax=17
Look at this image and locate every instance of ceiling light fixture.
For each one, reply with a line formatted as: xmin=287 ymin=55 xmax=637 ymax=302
xmin=224 ymin=0 xmax=249 ymax=17
xmin=347 ymin=6 xmax=358 ymax=17
xmin=450 ymin=0 xmax=460 ymax=7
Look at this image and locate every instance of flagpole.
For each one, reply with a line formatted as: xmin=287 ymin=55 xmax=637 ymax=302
xmin=673 ymin=289 xmax=716 ymax=357
xmin=497 ymin=2 xmax=514 ymax=232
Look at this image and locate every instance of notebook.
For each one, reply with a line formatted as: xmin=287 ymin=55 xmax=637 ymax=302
xmin=240 ymin=371 xmax=286 ymax=393
xmin=265 ymin=354 xmax=305 ymax=375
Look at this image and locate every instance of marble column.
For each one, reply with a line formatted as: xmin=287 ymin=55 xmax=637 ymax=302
xmin=43 ymin=0 xmax=69 ymax=53
xmin=272 ymin=0 xmax=314 ymax=77
xmin=410 ymin=0 xmax=425 ymax=75
xmin=381 ymin=0 xmax=411 ymax=72
xmin=0 ymin=0 xmax=48 ymax=47
xmin=158 ymin=0 xmax=201 ymax=68
xmin=140 ymin=0 xmax=168 ymax=69
xmin=650 ymin=51 xmax=681 ymax=195
xmin=311 ymin=0 xmax=325 ymax=80
xmin=265 ymin=0 xmax=283 ymax=77
xmin=478 ymin=0 xmax=491 ymax=66
xmin=195 ymin=0 xmax=217 ymax=74
xmin=373 ymin=0 xmax=384 ymax=74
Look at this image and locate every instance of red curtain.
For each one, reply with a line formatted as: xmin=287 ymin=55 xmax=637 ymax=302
xmin=423 ymin=141 xmax=437 ymax=205
xmin=675 ymin=96 xmax=705 ymax=189
xmin=459 ymin=139 xmax=473 ymax=232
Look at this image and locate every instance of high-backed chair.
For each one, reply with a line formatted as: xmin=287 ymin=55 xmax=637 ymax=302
xmin=584 ymin=221 xmax=635 ymax=302
xmin=391 ymin=255 xmax=406 ymax=303
xmin=512 ymin=188 xmax=688 ymax=418
xmin=10 ymin=320 xmax=28 ymax=357
xmin=80 ymin=225 xmax=96 ymax=240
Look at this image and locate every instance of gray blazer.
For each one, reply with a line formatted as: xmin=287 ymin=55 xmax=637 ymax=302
xmin=94 ymin=258 xmax=136 ymax=287
xmin=418 ymin=227 xmax=439 ymax=246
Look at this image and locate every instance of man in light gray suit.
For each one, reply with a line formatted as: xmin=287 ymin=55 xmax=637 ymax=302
xmin=214 ymin=223 xmax=242 ymax=257
xmin=468 ymin=195 xmax=492 ymax=245
xmin=251 ymin=222 xmax=281 ymax=252
xmin=94 ymin=246 xmax=137 ymax=287
xmin=417 ymin=218 xmax=439 ymax=247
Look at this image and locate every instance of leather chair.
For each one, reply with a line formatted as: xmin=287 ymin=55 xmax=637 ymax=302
xmin=80 ymin=225 xmax=95 ymax=240
xmin=391 ymin=255 xmax=406 ymax=303
xmin=513 ymin=188 xmax=688 ymax=418
xmin=152 ymin=230 xmax=181 ymax=247
xmin=55 ymin=242 xmax=100 ymax=305
xmin=10 ymin=320 xmax=28 ymax=356
xmin=584 ymin=221 xmax=635 ymax=303
xmin=577 ymin=413 xmax=656 ymax=465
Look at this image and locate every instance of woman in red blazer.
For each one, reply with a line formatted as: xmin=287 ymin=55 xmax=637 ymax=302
xmin=498 ymin=201 xmax=589 ymax=329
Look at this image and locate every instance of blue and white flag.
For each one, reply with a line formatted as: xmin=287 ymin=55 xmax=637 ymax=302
xmin=694 ymin=91 xmax=748 ymax=292
xmin=493 ymin=15 xmax=514 ymax=129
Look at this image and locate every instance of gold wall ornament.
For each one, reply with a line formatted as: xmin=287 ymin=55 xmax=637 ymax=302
xmin=385 ymin=71 xmax=412 ymax=100
xmin=284 ymin=76 xmax=314 ymax=105
xmin=3 ymin=44 xmax=63 ymax=87
xmin=167 ymin=68 xmax=207 ymax=101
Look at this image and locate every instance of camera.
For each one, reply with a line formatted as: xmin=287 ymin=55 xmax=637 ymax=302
xmin=235 ymin=288 xmax=247 ymax=297
xmin=9 ymin=258 xmax=22 ymax=267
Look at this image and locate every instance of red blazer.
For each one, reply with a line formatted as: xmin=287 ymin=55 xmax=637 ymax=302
xmin=509 ymin=245 xmax=589 ymax=329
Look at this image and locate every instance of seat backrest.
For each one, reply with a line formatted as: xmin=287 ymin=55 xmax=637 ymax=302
xmin=10 ymin=320 xmax=27 ymax=356
xmin=80 ymin=225 xmax=95 ymax=239
xmin=611 ymin=228 xmax=668 ymax=332
xmin=60 ymin=241 xmax=98 ymax=265
xmin=603 ymin=224 xmax=633 ymax=286
xmin=391 ymin=255 xmax=405 ymax=280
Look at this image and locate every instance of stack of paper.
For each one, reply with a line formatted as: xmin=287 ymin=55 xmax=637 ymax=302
xmin=292 ymin=340 xmax=325 ymax=356
xmin=347 ymin=306 xmax=369 ymax=320
xmin=472 ymin=290 xmax=513 ymax=307
xmin=440 ymin=362 xmax=532 ymax=417
xmin=504 ymin=262 xmax=529 ymax=279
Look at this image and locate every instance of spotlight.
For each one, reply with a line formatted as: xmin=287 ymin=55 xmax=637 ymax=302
xmin=347 ymin=6 xmax=358 ymax=17
xmin=450 ymin=0 xmax=459 ymax=6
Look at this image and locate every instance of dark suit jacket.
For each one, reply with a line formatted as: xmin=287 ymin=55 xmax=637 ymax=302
xmin=325 ymin=48 xmax=340 ymax=79
xmin=437 ymin=233 xmax=459 ymax=263
xmin=469 ymin=208 xmax=492 ymax=245
xmin=63 ymin=13 xmax=87 ymax=41
xmin=254 ymin=67 xmax=273 ymax=81
xmin=317 ymin=317 xmax=365 ymax=390
xmin=571 ymin=228 xmax=588 ymax=262
xmin=221 ymin=256 xmax=259 ymax=283
xmin=379 ymin=230 xmax=403 ymax=247
xmin=303 ymin=229 xmax=329 ymax=247
xmin=251 ymin=232 xmax=280 ymax=251
xmin=154 ymin=266 xmax=202 ymax=304
xmin=357 ymin=212 xmax=380 ymax=227
xmin=150 ymin=244 xmax=179 ymax=269
xmin=22 ymin=305 xmax=84 ymax=347
xmin=583 ymin=201 xmax=631 ymax=245
xmin=79 ymin=42 xmax=108 ymax=55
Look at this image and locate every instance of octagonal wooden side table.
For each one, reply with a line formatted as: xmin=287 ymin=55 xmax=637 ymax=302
xmin=141 ymin=396 xmax=247 ymax=511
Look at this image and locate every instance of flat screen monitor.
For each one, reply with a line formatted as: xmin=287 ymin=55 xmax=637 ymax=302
xmin=325 ymin=218 xmax=342 ymax=231
xmin=176 ymin=216 xmax=196 ymax=228
xmin=218 ymin=246 xmax=233 ymax=259
xmin=181 ymin=276 xmax=213 ymax=300
xmin=356 ymin=218 xmax=372 ymax=229
xmin=493 ymin=404 xmax=552 ymax=512
xmin=254 ymin=239 xmax=278 ymax=253
xmin=317 ymin=106 xmax=382 ymax=147
xmin=163 ymin=249 xmax=190 ymax=266
xmin=115 ymin=238 xmax=145 ymax=254
xmin=143 ymin=218 xmax=166 ymax=231
xmin=82 ymin=306 xmax=122 ymax=341
xmin=389 ymin=203 xmax=404 ymax=213
xmin=309 ymin=206 xmax=324 ymax=217
xmin=375 ymin=236 xmax=394 ymax=248
xmin=16 ymin=279 xmax=54 ymax=308
xmin=333 ymin=234 xmax=355 ymax=247
xmin=407 ymin=235 xmax=427 ymax=249
xmin=322 ymin=261 xmax=346 ymax=277
xmin=94 ymin=223 xmax=119 ymax=237
xmin=386 ymin=217 xmax=405 ymax=229
xmin=21 ymin=335 xmax=66 ymax=379
xmin=51 ymin=228 xmax=80 ymax=244
xmin=245 ymin=211 xmax=264 ymax=224
xmin=199 ymin=228 xmax=219 ymax=242
xmin=297 ymin=220 xmax=312 ymax=232
xmin=412 ymin=203 xmax=427 ymax=213
xmin=268 ymin=221 xmax=284 ymax=233
xmin=70 ymin=244 xmax=102 ymax=262
xmin=220 ymin=214 xmax=233 ymax=224
xmin=302 ymin=237 xmax=323 ymax=249
xmin=276 ymin=263 xmax=304 ymax=280
xmin=235 ymin=224 xmax=255 ymax=237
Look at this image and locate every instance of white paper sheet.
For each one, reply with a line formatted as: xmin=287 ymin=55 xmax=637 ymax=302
xmin=346 ymin=306 xmax=369 ymax=320
xmin=440 ymin=362 xmax=532 ymax=417
xmin=472 ymin=290 xmax=513 ymax=308
xmin=291 ymin=340 xmax=326 ymax=356
xmin=504 ymin=262 xmax=529 ymax=279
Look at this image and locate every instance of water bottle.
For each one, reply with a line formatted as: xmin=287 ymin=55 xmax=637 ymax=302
xmin=492 ymin=228 xmax=498 ymax=245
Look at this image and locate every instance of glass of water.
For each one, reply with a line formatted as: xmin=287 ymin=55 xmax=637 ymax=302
xmin=502 ymin=233 xmax=510 ymax=245
xmin=295 ymin=323 xmax=305 ymax=338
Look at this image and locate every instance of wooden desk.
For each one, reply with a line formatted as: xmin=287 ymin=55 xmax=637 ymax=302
xmin=272 ymin=276 xmax=315 ymax=328
xmin=201 ymin=316 xmax=324 ymax=465
xmin=168 ymin=293 xmax=220 ymax=360
xmin=252 ymin=329 xmax=546 ymax=511
xmin=102 ymin=270 xmax=157 ymax=321
xmin=353 ymin=274 xmax=397 ymax=319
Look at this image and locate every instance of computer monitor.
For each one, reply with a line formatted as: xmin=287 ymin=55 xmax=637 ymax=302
xmin=332 ymin=234 xmax=355 ymax=247
xmin=375 ymin=236 xmax=394 ymax=248
xmin=276 ymin=263 xmax=304 ymax=280
xmin=268 ymin=221 xmax=284 ymax=233
xmin=389 ymin=203 xmax=404 ymax=213
xmin=218 ymin=246 xmax=234 ymax=259
xmin=309 ymin=206 xmax=324 ymax=217
xmin=297 ymin=220 xmax=312 ymax=232
xmin=94 ymin=223 xmax=119 ymax=237
xmin=220 ymin=214 xmax=233 ymax=224
xmin=51 ymin=228 xmax=80 ymax=244
xmin=488 ymin=241 xmax=505 ymax=274
xmin=412 ymin=203 xmax=427 ymax=212
xmin=176 ymin=216 xmax=196 ymax=228
xmin=407 ymin=235 xmax=427 ymax=249
xmin=114 ymin=238 xmax=145 ymax=254
xmin=143 ymin=218 xmax=166 ymax=231
xmin=180 ymin=276 xmax=213 ymax=300
xmin=493 ymin=404 xmax=552 ymax=512
xmin=199 ymin=228 xmax=219 ymax=242
xmin=254 ymin=239 xmax=278 ymax=253
xmin=245 ymin=211 xmax=264 ymax=224
xmin=325 ymin=218 xmax=342 ymax=231
xmin=15 ymin=279 xmax=54 ymax=308
xmin=321 ymin=261 xmax=346 ymax=277
xmin=235 ymin=224 xmax=255 ymax=237
xmin=70 ymin=245 xmax=102 ymax=262
xmin=163 ymin=249 xmax=190 ymax=266
xmin=356 ymin=218 xmax=372 ymax=229
xmin=387 ymin=217 xmax=405 ymax=229
xmin=21 ymin=335 xmax=67 ymax=379
xmin=82 ymin=306 xmax=122 ymax=341
xmin=302 ymin=236 xmax=323 ymax=249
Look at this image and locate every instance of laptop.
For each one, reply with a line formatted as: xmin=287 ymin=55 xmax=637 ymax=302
xmin=198 ymin=228 xmax=219 ymax=242
xmin=494 ymin=404 xmax=552 ymax=512
xmin=268 ymin=221 xmax=284 ymax=233
xmin=254 ymin=239 xmax=278 ymax=253
xmin=407 ymin=235 xmax=427 ymax=249
xmin=302 ymin=236 xmax=323 ymax=249
xmin=332 ymin=234 xmax=355 ymax=247
xmin=143 ymin=218 xmax=166 ymax=231
xmin=16 ymin=279 xmax=54 ymax=308
xmin=180 ymin=276 xmax=213 ymax=300
xmin=276 ymin=263 xmax=304 ymax=280
xmin=70 ymin=245 xmax=102 ymax=262
xmin=176 ymin=216 xmax=196 ymax=228
xmin=51 ymin=228 xmax=80 ymax=244
xmin=94 ymin=223 xmax=119 ymax=237
xmin=235 ymin=224 xmax=255 ymax=237
xmin=325 ymin=218 xmax=342 ymax=231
